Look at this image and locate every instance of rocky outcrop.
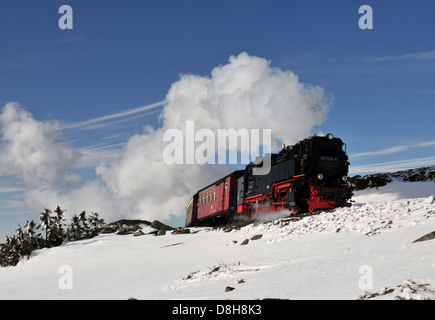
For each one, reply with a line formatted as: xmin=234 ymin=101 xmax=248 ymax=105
xmin=358 ymin=280 xmax=435 ymax=300
xmin=151 ymin=220 xmax=174 ymax=231
xmin=100 ymin=219 xmax=175 ymax=236
xmin=413 ymin=231 xmax=435 ymax=243
xmin=349 ymin=166 xmax=435 ymax=191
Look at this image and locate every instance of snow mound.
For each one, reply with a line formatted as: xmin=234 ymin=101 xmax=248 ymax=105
xmin=167 ymin=262 xmax=264 ymax=291
xmin=244 ymin=195 xmax=435 ymax=241
xmin=358 ymin=279 xmax=435 ymax=300
xmin=353 ymin=181 xmax=435 ymax=203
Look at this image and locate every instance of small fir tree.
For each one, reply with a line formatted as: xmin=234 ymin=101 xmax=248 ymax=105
xmin=1 ymin=205 xmax=107 ymax=267
xmin=37 ymin=208 xmax=52 ymax=247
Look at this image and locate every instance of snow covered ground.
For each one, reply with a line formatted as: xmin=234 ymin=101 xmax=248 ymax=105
xmin=0 ymin=180 xmax=434 ymax=300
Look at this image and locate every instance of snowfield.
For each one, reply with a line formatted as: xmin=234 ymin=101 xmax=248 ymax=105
xmin=0 ymin=180 xmax=434 ymax=300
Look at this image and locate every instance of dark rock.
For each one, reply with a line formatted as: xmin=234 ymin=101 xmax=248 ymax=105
xmin=157 ymin=228 xmax=166 ymax=236
xmin=113 ymin=219 xmax=151 ymax=226
xmin=250 ymin=234 xmax=262 ymax=241
xmin=100 ymin=225 xmax=118 ymax=234
xmin=412 ymin=231 xmax=435 ymax=243
xmin=240 ymin=239 xmax=249 ymax=245
xmin=172 ymin=228 xmax=190 ymax=235
xmin=99 ymin=219 xmax=152 ymax=235
xmin=225 ymin=286 xmax=235 ymax=292
xmin=209 ymin=266 xmax=220 ymax=274
xmin=220 ymin=220 xmax=253 ymax=232
xmin=151 ymin=220 xmax=174 ymax=231
xmin=116 ymin=227 xmax=130 ymax=235
xmin=134 ymin=230 xmax=145 ymax=237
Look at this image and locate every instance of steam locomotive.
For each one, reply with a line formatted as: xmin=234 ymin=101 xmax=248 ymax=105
xmin=185 ymin=134 xmax=351 ymax=227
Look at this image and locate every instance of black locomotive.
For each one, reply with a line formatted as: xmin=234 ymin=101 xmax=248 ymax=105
xmin=186 ymin=134 xmax=351 ymax=227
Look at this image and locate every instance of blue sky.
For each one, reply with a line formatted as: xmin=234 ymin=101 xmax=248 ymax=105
xmin=1 ymin=0 xmax=434 ymax=238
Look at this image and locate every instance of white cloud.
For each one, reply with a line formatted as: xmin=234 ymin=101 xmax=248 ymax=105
xmin=47 ymin=36 xmax=86 ymax=45
xmin=351 ymin=140 xmax=435 ymax=159
xmin=349 ymin=141 xmax=435 ymax=175
xmin=76 ymin=143 xmax=125 ymax=169
xmin=0 ymin=102 xmax=82 ymax=188
xmin=63 ymin=100 xmax=166 ymax=130
xmin=351 ymin=146 xmax=408 ymax=158
xmin=363 ymin=50 xmax=435 ymax=63
xmin=349 ymin=157 xmax=435 ymax=174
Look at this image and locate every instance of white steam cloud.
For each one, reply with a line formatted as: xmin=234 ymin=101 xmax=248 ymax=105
xmin=1 ymin=52 xmax=330 ymax=224
xmin=162 ymin=52 xmax=328 ymax=148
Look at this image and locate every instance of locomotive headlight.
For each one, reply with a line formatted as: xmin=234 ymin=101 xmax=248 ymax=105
xmin=342 ymin=176 xmax=348 ymax=182
xmin=326 ymin=133 xmax=334 ymax=140
xmin=317 ymin=174 xmax=324 ymax=180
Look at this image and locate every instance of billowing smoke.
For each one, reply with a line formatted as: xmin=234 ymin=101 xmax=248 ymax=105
xmin=161 ymin=52 xmax=328 ymax=148
xmin=1 ymin=52 xmax=330 ymax=224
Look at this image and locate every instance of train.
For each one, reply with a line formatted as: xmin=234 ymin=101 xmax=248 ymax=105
xmin=185 ymin=133 xmax=352 ymax=227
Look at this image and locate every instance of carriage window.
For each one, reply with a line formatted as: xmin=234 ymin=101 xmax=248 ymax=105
xmin=225 ymin=182 xmax=228 ymax=196
xmin=202 ymin=194 xmax=205 ymax=205
xmin=209 ymin=191 xmax=212 ymax=203
xmin=206 ymin=191 xmax=208 ymax=204
xmin=213 ymin=188 xmax=216 ymax=201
